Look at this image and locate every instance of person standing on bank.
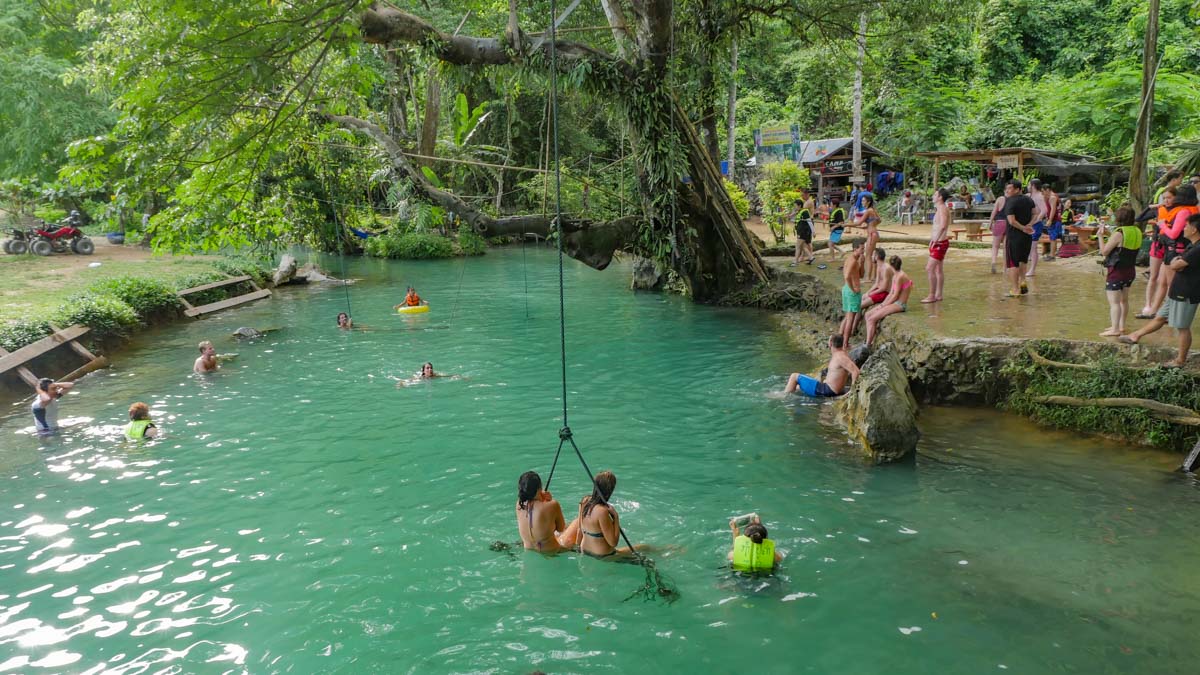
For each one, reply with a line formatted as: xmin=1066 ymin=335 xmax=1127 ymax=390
xmin=1003 ymin=179 xmax=1036 ymax=297
xmin=1098 ymin=206 xmax=1142 ymax=337
xmin=922 ymin=188 xmax=951 ymax=304
xmin=787 ymin=194 xmax=816 ymax=265
xmin=1025 ymin=178 xmax=1049 ymax=277
xmin=988 ymin=187 xmax=1009 ymax=274
xmin=1120 ymin=213 xmax=1200 ymax=367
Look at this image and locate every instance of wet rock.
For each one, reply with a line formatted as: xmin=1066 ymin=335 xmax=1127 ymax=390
xmin=295 ymin=262 xmax=332 ymax=283
xmin=232 ymin=327 xmax=264 ymax=339
xmin=631 ymin=257 xmax=664 ymax=291
xmin=835 ymin=344 xmax=920 ymax=463
xmin=272 ymin=254 xmax=298 ymax=286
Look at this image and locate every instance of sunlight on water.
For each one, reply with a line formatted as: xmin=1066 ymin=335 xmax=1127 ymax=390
xmin=1 ymin=249 xmax=1199 ymax=673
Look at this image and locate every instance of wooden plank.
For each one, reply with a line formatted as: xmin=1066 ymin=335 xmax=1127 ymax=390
xmin=0 ymin=325 xmax=90 ymax=376
xmin=0 ymin=346 xmax=38 ymax=387
xmin=60 ymin=356 xmax=109 ymax=383
xmin=176 ymin=275 xmax=252 ymax=297
xmin=184 ymin=288 xmax=272 ymax=318
xmin=49 ymin=324 xmax=98 ymax=361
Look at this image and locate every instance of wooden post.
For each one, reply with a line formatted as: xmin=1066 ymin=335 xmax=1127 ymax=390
xmin=932 ymin=159 xmax=939 ymax=189
xmin=1017 ymin=153 xmax=1024 ymax=183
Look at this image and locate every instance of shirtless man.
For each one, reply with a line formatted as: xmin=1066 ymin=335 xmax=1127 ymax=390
xmin=783 ymin=334 xmax=860 ymax=397
xmin=840 ymin=242 xmax=865 ymax=345
xmin=193 ymin=340 xmax=218 ymax=374
xmin=516 ymin=471 xmax=577 ymax=553
xmin=1026 ymin=178 xmax=1049 ymax=276
xmin=922 ymin=188 xmax=951 ymax=303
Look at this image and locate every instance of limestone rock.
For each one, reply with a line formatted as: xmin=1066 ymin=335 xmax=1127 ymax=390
xmin=272 ymin=254 xmax=298 ymax=286
xmin=631 ymin=257 xmax=664 ymax=291
xmin=835 ymin=344 xmax=920 ymax=463
xmin=295 ymin=262 xmax=332 ymax=283
xmin=232 ymin=327 xmax=264 ymax=339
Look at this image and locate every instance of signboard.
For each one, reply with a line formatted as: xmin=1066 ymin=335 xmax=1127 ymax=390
xmin=993 ymin=154 xmax=1020 ymax=169
xmin=753 ymin=125 xmax=801 ymax=163
xmin=822 ymin=158 xmax=853 ymax=175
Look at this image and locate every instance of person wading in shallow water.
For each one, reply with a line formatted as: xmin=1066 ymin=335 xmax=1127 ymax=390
xmin=31 ymin=378 xmax=73 ymax=435
xmin=1003 ymin=179 xmax=1035 ymax=297
xmin=193 ymin=341 xmax=219 ymax=374
xmin=573 ymin=471 xmax=646 ymax=559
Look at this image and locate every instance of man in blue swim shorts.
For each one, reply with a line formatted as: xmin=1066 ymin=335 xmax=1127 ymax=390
xmin=784 ymin=334 xmax=861 ymax=397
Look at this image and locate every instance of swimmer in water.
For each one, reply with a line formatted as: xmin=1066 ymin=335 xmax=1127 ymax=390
xmin=727 ymin=513 xmax=782 ymax=572
xmin=574 ymin=470 xmax=644 ymax=558
xmin=394 ymin=286 xmax=424 ymax=310
xmin=419 ymin=362 xmax=438 ymax=379
xmin=516 ymin=471 xmax=579 ymax=553
xmin=336 ymin=312 xmax=353 ymax=329
xmin=193 ymin=340 xmax=218 ymax=374
xmin=124 ymin=402 xmax=158 ymax=440
xmin=31 ymin=378 xmax=73 ymax=435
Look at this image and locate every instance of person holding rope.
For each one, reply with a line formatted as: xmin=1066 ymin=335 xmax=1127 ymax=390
xmin=336 ymin=312 xmax=353 ymax=329
xmin=728 ymin=513 xmax=782 ymax=572
xmin=574 ymin=471 xmax=646 ymax=559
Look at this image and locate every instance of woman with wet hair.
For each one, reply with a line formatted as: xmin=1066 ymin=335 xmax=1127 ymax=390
xmin=574 ymin=470 xmax=644 ymax=559
xmin=336 ymin=312 xmax=352 ymax=329
xmin=515 ymin=471 xmax=577 ymax=553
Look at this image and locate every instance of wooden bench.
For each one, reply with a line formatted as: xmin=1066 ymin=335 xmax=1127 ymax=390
xmin=177 ymin=275 xmax=271 ymax=318
xmin=0 ymin=324 xmax=109 ymax=387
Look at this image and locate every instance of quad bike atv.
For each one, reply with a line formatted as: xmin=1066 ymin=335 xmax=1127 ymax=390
xmin=29 ymin=213 xmax=94 ymax=256
xmin=1 ymin=226 xmax=31 ymax=255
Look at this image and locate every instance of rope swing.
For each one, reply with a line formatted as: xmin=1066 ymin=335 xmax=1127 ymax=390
xmin=541 ymin=0 xmax=678 ymax=604
xmin=316 ymin=161 xmax=354 ymax=321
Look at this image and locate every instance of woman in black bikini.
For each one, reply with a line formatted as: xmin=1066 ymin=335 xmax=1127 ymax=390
xmin=515 ymin=471 xmax=577 ymax=553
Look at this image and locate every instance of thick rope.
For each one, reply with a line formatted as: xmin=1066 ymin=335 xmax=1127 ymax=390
xmin=543 ymin=0 xmax=676 ymax=603
xmin=316 ymin=161 xmax=353 ymax=319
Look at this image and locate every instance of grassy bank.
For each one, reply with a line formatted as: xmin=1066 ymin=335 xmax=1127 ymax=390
xmin=0 ymin=251 xmax=271 ymax=352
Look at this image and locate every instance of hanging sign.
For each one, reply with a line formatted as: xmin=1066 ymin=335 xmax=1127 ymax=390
xmin=993 ymin=154 xmax=1020 ymax=169
xmin=822 ymin=158 xmax=853 ymax=175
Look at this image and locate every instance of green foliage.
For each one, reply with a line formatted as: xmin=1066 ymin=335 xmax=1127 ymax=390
xmin=364 ymin=231 xmax=456 ymax=259
xmin=0 ymin=319 xmax=51 ymax=352
xmin=85 ymin=276 xmax=181 ymax=319
xmin=1001 ymin=347 xmax=1200 ymax=449
xmin=723 ymin=180 xmax=750 ymax=220
xmin=173 ymin=271 xmax=230 ymax=306
xmin=211 ymin=256 xmax=273 ymax=287
xmin=455 ymin=226 xmax=487 ymax=256
xmin=53 ymin=294 xmax=138 ymax=341
xmin=1055 ymin=67 xmax=1200 ymax=158
xmin=756 ymin=162 xmax=811 ymax=242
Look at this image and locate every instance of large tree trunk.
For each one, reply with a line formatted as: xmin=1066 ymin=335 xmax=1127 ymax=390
xmin=1129 ymin=0 xmax=1159 ymax=211
xmin=726 ymin=34 xmax=738 ymax=180
xmin=418 ymin=66 xmax=440 ymax=167
xmin=358 ymin=3 xmax=766 ymax=300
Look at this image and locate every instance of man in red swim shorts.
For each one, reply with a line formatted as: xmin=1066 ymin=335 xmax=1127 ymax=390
xmin=923 ymin=187 xmax=952 ymax=303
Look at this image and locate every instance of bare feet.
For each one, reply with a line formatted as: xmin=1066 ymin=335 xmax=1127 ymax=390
xmin=1118 ymin=335 xmax=1139 ymax=345
xmin=1163 ymin=360 xmax=1185 ymax=369
xmin=1025 ymin=271 xmax=1035 ymax=277
xmin=1098 ymin=329 xmax=1122 ymax=337
xmin=920 ymin=296 xmax=938 ymax=304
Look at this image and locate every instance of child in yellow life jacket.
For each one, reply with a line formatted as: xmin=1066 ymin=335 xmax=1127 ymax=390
xmin=727 ymin=514 xmax=783 ymax=572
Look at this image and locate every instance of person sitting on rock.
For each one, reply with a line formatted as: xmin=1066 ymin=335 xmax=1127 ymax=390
xmin=727 ymin=513 xmax=782 ymax=572
xmin=864 ymin=255 xmax=914 ymax=348
xmin=783 ymin=334 xmax=860 ymax=397
xmin=124 ymin=402 xmax=158 ymax=440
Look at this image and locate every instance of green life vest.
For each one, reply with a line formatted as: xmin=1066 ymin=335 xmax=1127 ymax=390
xmin=125 ymin=419 xmax=153 ymax=440
xmin=732 ymin=535 xmax=775 ymax=572
xmin=831 ymin=208 xmax=846 ymax=225
xmin=1118 ymin=225 xmax=1143 ymax=251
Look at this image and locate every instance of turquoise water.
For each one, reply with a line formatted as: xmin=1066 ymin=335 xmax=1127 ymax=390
xmin=2 ymin=248 xmax=1199 ymax=673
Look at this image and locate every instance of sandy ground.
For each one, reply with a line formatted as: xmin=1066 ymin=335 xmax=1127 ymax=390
xmin=758 ymin=216 xmax=1181 ymax=349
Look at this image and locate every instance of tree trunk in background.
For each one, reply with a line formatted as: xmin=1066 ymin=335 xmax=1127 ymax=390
xmin=726 ymin=34 xmax=737 ymax=181
xmin=1129 ymin=0 xmax=1159 ymax=212
xmin=851 ymin=12 xmax=866 ymax=184
xmin=418 ymin=66 xmax=440 ymax=167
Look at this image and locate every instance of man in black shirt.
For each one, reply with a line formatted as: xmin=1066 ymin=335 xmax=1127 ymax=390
xmin=1121 ymin=213 xmax=1200 ymax=366
xmin=1003 ymin=179 xmax=1036 ymax=296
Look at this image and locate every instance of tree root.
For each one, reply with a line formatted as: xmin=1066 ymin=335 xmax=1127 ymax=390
xmin=1030 ymin=395 xmax=1200 ymax=425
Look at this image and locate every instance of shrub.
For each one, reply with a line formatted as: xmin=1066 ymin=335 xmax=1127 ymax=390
xmin=174 ymin=271 xmax=232 ymax=305
xmin=86 ymin=277 xmax=182 ymax=320
xmin=53 ymin=295 xmax=138 ymax=341
xmin=365 ymin=231 xmax=456 ymax=259
xmin=723 ymin=179 xmax=750 ymax=220
xmin=0 ymin=320 xmax=52 ymax=352
xmin=212 ymin=255 xmax=272 ymax=286
xmin=455 ymin=227 xmax=487 ymax=256
xmin=756 ymin=162 xmax=812 ymax=242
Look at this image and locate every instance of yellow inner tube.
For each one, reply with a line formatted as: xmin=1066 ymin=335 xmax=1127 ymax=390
xmin=397 ymin=304 xmax=429 ymax=314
